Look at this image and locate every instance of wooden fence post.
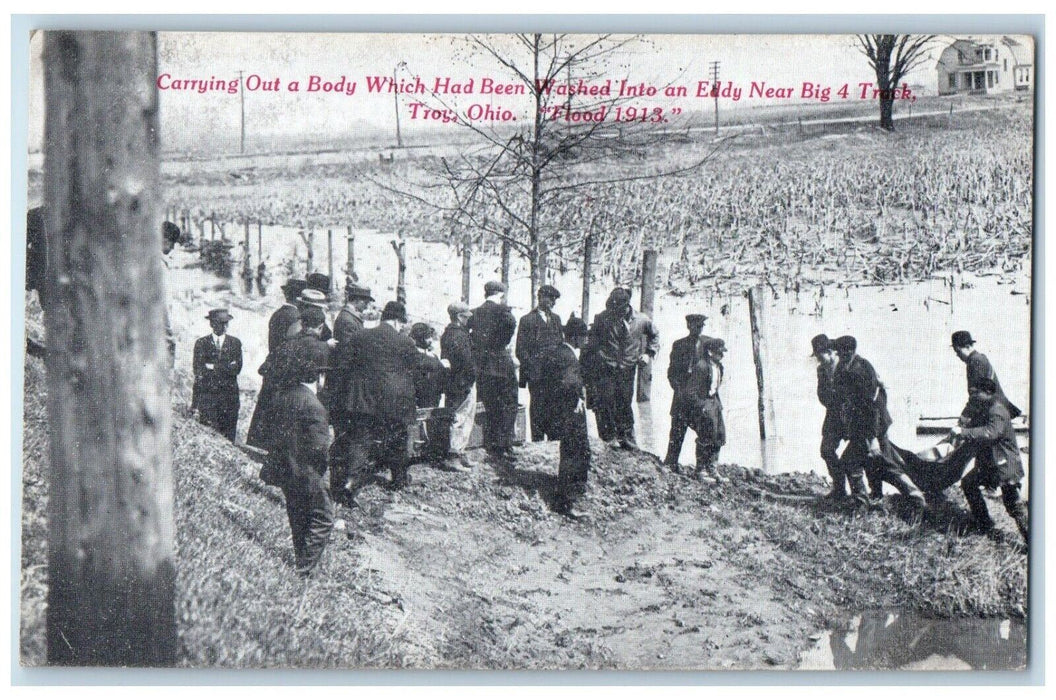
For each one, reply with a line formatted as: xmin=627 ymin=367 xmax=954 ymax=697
xmin=306 ymin=230 xmax=314 ymax=273
xmin=345 ymin=225 xmax=356 ymax=284
xmin=636 ymin=249 xmax=657 ymax=402
xmin=210 ymin=212 xmax=215 ymax=241
xmin=747 ymin=284 xmax=769 ymax=441
xmin=392 ymin=236 xmax=407 ymax=304
xmin=43 ymin=30 xmax=176 ymax=666
xmin=257 ymin=221 xmax=262 ymax=260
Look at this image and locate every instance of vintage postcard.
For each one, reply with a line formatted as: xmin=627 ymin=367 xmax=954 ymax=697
xmin=20 ymin=29 xmax=1034 ymax=672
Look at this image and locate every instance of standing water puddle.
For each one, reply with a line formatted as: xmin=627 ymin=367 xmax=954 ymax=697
xmin=798 ymin=609 xmax=1026 ymax=670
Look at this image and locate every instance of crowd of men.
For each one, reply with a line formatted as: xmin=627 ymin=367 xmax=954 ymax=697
xmin=191 ymin=277 xmax=670 ymax=575
xmin=809 ymin=330 xmax=1028 ymax=544
xmin=188 ymin=270 xmax=1028 ymax=575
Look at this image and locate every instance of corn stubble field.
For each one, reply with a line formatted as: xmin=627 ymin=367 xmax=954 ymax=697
xmin=21 ymin=101 xmax=1032 ymax=669
xmin=161 ymin=105 xmax=1032 ymax=292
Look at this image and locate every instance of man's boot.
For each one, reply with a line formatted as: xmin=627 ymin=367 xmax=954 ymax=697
xmin=847 ymin=471 xmax=873 ymax=508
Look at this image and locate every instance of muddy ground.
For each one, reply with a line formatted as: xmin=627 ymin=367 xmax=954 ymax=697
xmin=20 ymin=342 xmax=1028 ymax=669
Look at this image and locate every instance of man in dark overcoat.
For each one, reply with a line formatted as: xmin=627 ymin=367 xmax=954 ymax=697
xmin=586 ymin=287 xmax=660 ymax=449
xmin=664 ymin=313 xmax=710 ymax=467
xmin=441 ymin=302 xmax=477 ymax=461
xmin=268 ymin=279 xmax=306 ymax=352
xmin=268 ymin=343 xmax=334 ymax=577
xmin=305 ymin=273 xmax=334 ymax=341
xmin=248 ymin=306 xmax=328 ymax=450
xmin=834 ymin=336 xmax=925 ymax=509
xmin=344 ymin=301 xmax=420 ymax=489
xmin=516 ymin=284 xmax=565 ymax=441
xmin=812 ymin=334 xmax=847 ymax=499
xmin=952 ymin=331 xmax=1021 ymax=423
xmin=539 ymin=316 xmax=592 ymax=517
xmin=951 ymin=378 xmax=1028 ymax=543
xmin=681 ymin=337 xmax=727 ymax=475
xmin=468 ymin=281 xmax=519 ymax=457
xmin=192 ymin=308 xmax=243 ymax=441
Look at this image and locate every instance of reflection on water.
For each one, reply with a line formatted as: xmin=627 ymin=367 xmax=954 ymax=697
xmin=798 ymin=609 xmax=1027 ymax=671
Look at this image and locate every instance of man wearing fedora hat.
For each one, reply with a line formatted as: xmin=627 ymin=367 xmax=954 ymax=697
xmin=664 ymin=313 xmax=711 ymax=467
xmin=811 ymin=334 xmax=847 ymax=499
xmin=298 ymin=288 xmax=333 ymax=342
xmin=343 ymin=301 xmax=421 ymax=490
xmin=269 ymin=342 xmax=335 ymax=576
xmin=516 ymin=284 xmax=565 ymax=442
xmin=269 ymin=279 xmax=307 ymax=352
xmin=192 ymin=309 xmax=243 ymax=441
xmin=951 ymin=331 xmax=1021 ymax=424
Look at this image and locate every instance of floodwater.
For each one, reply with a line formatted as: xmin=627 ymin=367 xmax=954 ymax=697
xmin=797 ymin=609 xmax=1027 ymax=671
xmin=172 ymin=224 xmax=1031 ymax=480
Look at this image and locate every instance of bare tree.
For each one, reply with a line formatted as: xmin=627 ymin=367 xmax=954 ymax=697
xmin=857 ymin=34 xmax=936 ymax=131
xmin=44 ymin=31 xmax=176 ymax=666
xmin=375 ymin=33 xmax=721 ymax=298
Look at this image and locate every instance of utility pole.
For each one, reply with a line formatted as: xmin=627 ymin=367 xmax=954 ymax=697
xmin=394 ymin=60 xmax=406 ymax=148
xmin=238 ymin=69 xmax=245 ymax=154
xmin=710 ymin=60 xmax=720 ymax=134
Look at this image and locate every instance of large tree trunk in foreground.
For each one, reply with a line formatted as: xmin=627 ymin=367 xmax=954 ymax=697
xmin=44 ymin=30 xmax=176 ymax=666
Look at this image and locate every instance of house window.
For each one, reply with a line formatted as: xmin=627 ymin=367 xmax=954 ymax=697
xmin=1004 ymin=58 xmax=1008 ymax=71
xmin=987 ymin=71 xmax=994 ymax=88
xmin=949 ymin=74 xmax=957 ymax=89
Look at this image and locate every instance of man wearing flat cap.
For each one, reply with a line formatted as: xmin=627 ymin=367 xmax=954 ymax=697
xmin=681 ymin=337 xmax=727 ymax=475
xmin=664 ymin=313 xmax=712 ymax=467
xmin=469 ymin=282 xmax=520 ymax=457
xmin=268 ymin=342 xmax=334 ymax=576
xmin=269 ymin=279 xmax=307 ymax=353
xmin=586 ymin=287 xmax=660 ymax=449
xmin=834 ymin=336 xmax=926 ymax=509
xmin=950 ymin=378 xmax=1028 ymax=543
xmin=344 ymin=301 xmax=421 ymax=490
xmin=442 ymin=301 xmax=478 ymax=458
xmin=951 ymin=331 xmax=1021 ymax=425
xmin=516 ymin=284 xmax=565 ymax=441
xmin=811 ymin=334 xmax=847 ymax=499
xmin=192 ymin=309 xmax=243 ymax=441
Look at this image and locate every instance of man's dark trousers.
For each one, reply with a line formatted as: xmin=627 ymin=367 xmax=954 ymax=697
xmin=281 ymin=480 xmax=334 ymax=575
xmin=480 ymin=375 xmax=518 ymax=451
xmin=594 ymin=364 xmax=636 ymax=443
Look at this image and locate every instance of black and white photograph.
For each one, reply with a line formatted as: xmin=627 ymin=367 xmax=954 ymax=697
xmin=18 ymin=28 xmax=1035 ymax=672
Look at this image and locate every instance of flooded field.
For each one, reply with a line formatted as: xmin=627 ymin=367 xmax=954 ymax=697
xmin=798 ymin=609 xmax=1027 ymax=670
xmin=168 ymin=224 xmax=1031 ymax=481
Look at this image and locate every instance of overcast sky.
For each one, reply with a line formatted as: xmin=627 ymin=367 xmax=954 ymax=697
xmin=27 ymin=32 xmax=1028 ymax=153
